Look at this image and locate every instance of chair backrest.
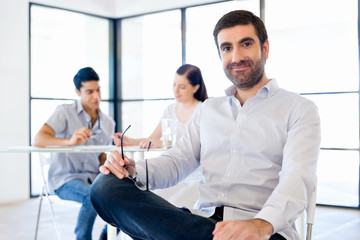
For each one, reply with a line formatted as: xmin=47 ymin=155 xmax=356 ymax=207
xmin=38 ymin=152 xmax=52 ymax=194
xmin=296 ymin=181 xmax=317 ymax=240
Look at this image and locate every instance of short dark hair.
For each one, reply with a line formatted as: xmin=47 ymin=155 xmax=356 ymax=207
xmin=73 ymin=67 xmax=99 ymax=90
xmin=213 ymin=10 xmax=268 ymax=51
xmin=176 ymin=64 xmax=208 ymax=102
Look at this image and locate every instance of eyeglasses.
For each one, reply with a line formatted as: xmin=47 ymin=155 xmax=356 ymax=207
xmin=125 ymin=159 xmax=149 ymax=191
xmin=120 ymin=125 xmax=131 ymax=160
xmin=119 ymin=125 xmax=150 ymax=191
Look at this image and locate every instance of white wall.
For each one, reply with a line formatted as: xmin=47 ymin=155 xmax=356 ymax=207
xmin=0 ymin=0 xmax=222 ymax=204
xmin=0 ymin=0 xmax=115 ymax=204
xmin=0 ymin=0 xmax=30 ymax=204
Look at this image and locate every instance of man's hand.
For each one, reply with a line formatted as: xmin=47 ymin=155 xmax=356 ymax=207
xmin=213 ymin=219 xmax=273 ymax=240
xmin=68 ymin=127 xmax=91 ymax=145
xmin=99 ymin=150 xmax=136 ymax=179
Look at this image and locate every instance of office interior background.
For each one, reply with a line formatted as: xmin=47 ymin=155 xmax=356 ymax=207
xmin=0 ymin=0 xmax=359 ymax=214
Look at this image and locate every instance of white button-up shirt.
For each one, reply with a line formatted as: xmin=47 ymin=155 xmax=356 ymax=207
xmin=137 ymin=79 xmax=321 ymax=239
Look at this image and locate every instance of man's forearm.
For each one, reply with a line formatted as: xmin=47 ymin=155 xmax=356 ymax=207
xmin=34 ymin=132 xmax=70 ymax=147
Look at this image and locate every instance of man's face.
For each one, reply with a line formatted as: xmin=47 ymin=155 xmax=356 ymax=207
xmin=217 ymin=24 xmax=269 ymax=90
xmin=76 ymin=81 xmax=101 ymax=112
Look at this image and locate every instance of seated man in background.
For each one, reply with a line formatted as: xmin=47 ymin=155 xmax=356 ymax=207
xmin=34 ymin=67 xmax=116 ymax=240
xmin=90 ymin=10 xmax=321 ymax=240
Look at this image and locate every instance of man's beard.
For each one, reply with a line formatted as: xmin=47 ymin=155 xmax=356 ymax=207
xmin=225 ymin=55 xmax=265 ymax=90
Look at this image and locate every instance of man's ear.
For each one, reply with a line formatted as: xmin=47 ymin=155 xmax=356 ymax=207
xmin=263 ymin=40 xmax=270 ymax=60
xmin=75 ymin=88 xmax=81 ymax=97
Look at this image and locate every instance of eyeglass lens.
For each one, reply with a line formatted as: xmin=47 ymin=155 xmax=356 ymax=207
xmin=120 ymin=125 xmax=151 ymax=192
xmin=125 ymin=165 xmax=147 ymax=191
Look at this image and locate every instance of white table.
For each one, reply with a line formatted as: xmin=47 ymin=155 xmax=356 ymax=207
xmin=1 ymin=145 xmax=163 ymax=240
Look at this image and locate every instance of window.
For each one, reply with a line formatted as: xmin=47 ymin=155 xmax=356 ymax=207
xmin=120 ymin=10 xmax=182 ymax=138
xmin=31 ymin=5 xmax=111 ymax=99
xmin=266 ymin=0 xmax=359 ymax=207
xmin=30 ymin=4 xmax=113 ymax=195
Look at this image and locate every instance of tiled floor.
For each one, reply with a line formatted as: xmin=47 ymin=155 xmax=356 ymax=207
xmin=0 ymin=197 xmax=359 ymax=240
xmin=312 ymin=205 xmax=360 ymax=240
xmin=0 ymin=197 xmax=108 ymax=240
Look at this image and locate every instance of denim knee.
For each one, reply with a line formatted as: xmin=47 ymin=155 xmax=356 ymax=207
xmin=90 ymin=173 xmax=109 ymax=205
xmin=91 ymin=173 xmax=134 ymax=201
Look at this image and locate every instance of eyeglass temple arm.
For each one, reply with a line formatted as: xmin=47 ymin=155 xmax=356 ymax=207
xmin=146 ymin=159 xmax=149 ymax=191
xmin=120 ymin=125 xmax=131 ymax=160
xmin=145 ymin=141 xmax=151 ymax=191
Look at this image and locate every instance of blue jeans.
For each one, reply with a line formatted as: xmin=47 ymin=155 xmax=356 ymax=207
xmin=90 ymin=174 xmax=286 ymax=240
xmin=55 ymin=178 xmax=107 ymax=240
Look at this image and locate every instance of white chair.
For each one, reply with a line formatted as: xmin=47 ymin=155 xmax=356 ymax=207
xmin=34 ymin=152 xmax=63 ymax=240
xmin=296 ymin=183 xmax=317 ymax=240
xmin=34 ymin=153 xmax=80 ymax=240
xmin=305 ymin=184 xmax=317 ymax=240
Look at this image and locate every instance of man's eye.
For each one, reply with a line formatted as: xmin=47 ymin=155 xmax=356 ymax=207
xmin=243 ymin=42 xmax=252 ymax=47
xmin=222 ymin=46 xmax=231 ymax=52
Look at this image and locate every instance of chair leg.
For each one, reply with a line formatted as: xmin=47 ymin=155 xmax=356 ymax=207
xmin=34 ymin=186 xmax=45 ymax=240
xmin=36 ymin=152 xmax=62 ymax=240
xmin=43 ymin=188 xmax=62 ymax=240
xmin=107 ymin=224 xmax=117 ymax=240
xmin=306 ymin=223 xmax=313 ymax=240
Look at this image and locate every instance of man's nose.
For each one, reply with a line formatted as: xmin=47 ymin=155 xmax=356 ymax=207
xmin=93 ymin=92 xmax=100 ymax=99
xmin=231 ymin=47 xmax=244 ymax=63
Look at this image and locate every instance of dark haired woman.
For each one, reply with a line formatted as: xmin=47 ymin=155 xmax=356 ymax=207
xmin=114 ymin=64 xmax=208 ymax=149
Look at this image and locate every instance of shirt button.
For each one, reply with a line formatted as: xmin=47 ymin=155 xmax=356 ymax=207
xmin=232 ymin=149 xmax=237 ymax=153
xmin=226 ymin=173 xmax=230 ymax=177
xmin=221 ymin=193 xmax=225 ymax=197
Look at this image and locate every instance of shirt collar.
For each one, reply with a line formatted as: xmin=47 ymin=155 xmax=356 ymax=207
xmin=75 ymin=99 xmax=102 ymax=118
xmin=225 ymin=85 xmax=237 ymax=97
xmin=224 ymin=79 xmax=279 ymax=98
xmin=75 ymin=100 xmax=84 ymax=115
xmin=260 ymin=79 xmax=279 ymax=98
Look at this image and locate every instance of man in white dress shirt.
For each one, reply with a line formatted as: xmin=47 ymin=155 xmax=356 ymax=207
xmin=90 ymin=10 xmax=321 ymax=240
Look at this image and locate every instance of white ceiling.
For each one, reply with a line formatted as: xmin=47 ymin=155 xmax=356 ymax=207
xmin=113 ymin=0 xmax=232 ymax=18
xmin=30 ymin=0 xmax=229 ymax=18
